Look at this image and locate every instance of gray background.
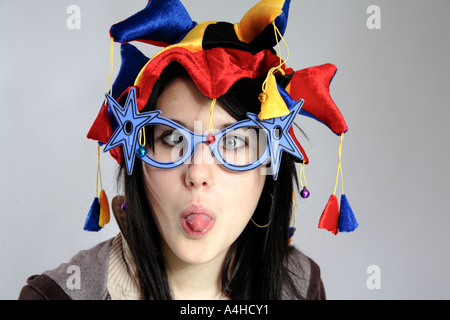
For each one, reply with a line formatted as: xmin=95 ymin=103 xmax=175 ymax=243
xmin=1 ymin=0 xmax=449 ymax=299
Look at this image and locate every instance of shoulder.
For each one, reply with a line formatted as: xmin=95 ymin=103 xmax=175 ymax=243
xmin=283 ymin=246 xmax=326 ymax=300
xmin=19 ymin=274 xmax=71 ymax=300
xmin=19 ymin=237 xmax=115 ymax=300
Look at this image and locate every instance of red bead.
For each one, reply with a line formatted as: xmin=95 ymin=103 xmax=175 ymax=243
xmin=206 ymin=133 xmax=215 ymax=145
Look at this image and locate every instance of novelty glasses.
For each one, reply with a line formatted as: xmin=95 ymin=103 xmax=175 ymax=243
xmin=104 ymin=87 xmax=305 ymax=180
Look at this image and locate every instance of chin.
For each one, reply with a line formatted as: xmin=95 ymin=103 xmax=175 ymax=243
xmin=171 ymin=238 xmax=228 ymax=266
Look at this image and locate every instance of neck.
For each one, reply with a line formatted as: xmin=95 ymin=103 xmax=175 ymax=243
xmin=162 ymin=243 xmax=228 ymax=300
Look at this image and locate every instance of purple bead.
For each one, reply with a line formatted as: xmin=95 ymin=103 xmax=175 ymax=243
xmin=300 ymin=187 xmax=310 ymax=199
xmin=121 ymin=201 xmax=126 ymax=212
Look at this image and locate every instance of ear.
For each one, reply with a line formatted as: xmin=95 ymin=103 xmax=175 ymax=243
xmin=110 ymin=0 xmax=197 ymax=46
xmin=234 ymin=0 xmax=291 ymax=50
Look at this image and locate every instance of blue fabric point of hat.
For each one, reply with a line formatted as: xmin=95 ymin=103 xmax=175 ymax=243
xmin=109 ymin=44 xmax=150 ymax=130
xmin=110 ymin=0 xmax=197 ymax=45
xmin=84 ymin=197 xmax=102 ymax=232
xmin=111 ymin=44 xmax=150 ymax=100
xmin=338 ymin=194 xmax=358 ymax=232
xmin=277 ymin=82 xmax=295 ymax=109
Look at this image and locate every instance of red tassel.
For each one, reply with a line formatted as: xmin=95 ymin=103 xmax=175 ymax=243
xmin=318 ymin=194 xmax=339 ymax=235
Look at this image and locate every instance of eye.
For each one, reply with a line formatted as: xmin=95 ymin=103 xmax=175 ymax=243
xmin=162 ymin=130 xmax=184 ymax=146
xmin=222 ymin=135 xmax=246 ymax=149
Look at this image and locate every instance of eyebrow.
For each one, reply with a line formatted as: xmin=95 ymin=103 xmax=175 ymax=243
xmin=167 ymin=118 xmax=189 ymax=128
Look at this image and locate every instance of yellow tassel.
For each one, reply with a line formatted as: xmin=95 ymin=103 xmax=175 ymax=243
xmin=95 ymin=145 xmax=110 ymax=228
xmin=99 ymin=189 xmax=110 ymax=227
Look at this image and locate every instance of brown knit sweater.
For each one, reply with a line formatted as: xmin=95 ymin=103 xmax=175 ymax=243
xmin=18 ymin=197 xmax=325 ymax=300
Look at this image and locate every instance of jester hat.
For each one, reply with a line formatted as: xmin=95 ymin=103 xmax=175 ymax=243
xmin=85 ymin=0 xmax=357 ymax=235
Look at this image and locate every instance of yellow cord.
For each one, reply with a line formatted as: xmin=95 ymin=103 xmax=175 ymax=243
xmin=333 ymin=134 xmax=345 ymax=195
xmin=299 ymin=159 xmax=308 ymax=188
xmin=139 ymin=126 xmax=146 ymax=147
xmin=104 ymin=37 xmax=114 ymax=104
xmin=97 ymin=37 xmax=114 ymax=196
xmin=261 ymin=22 xmax=289 ymax=96
xmin=291 ymin=190 xmax=297 ymax=225
xmin=273 ymin=21 xmax=289 ymax=71
xmin=96 ymin=144 xmax=103 ymax=197
xmin=209 ymin=99 xmax=216 ymax=133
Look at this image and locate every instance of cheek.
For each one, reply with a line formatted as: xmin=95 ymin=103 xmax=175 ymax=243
xmin=141 ymin=166 xmax=185 ymax=230
xmin=217 ymin=169 xmax=266 ymax=226
xmin=143 ymin=166 xmax=182 ymax=202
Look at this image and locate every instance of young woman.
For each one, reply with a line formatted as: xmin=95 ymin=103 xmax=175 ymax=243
xmin=120 ymin=62 xmax=324 ymax=300
xmin=19 ymin=0 xmax=351 ymax=300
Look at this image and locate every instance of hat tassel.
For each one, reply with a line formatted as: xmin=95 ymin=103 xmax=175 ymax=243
xmin=339 ymin=193 xmax=358 ymax=232
xmin=84 ymin=145 xmax=110 ymax=231
xmin=318 ymin=134 xmax=358 ymax=234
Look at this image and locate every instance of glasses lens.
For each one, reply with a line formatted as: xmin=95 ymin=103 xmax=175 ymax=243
xmin=218 ymin=127 xmax=268 ymax=166
xmin=144 ymin=124 xmax=188 ymax=164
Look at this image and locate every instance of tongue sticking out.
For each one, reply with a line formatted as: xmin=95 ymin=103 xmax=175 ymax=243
xmin=185 ymin=214 xmax=211 ymax=232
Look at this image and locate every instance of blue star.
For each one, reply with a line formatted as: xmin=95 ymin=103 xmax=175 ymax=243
xmin=103 ymin=87 xmax=158 ymax=175
xmin=247 ymin=99 xmax=305 ymax=180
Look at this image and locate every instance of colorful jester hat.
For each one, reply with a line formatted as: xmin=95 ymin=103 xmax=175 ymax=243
xmin=85 ymin=0 xmax=358 ymax=236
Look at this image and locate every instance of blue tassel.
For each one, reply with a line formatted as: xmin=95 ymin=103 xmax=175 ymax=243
xmin=338 ymin=194 xmax=358 ymax=232
xmin=288 ymin=227 xmax=296 ymax=244
xmin=83 ymin=197 xmax=102 ymax=232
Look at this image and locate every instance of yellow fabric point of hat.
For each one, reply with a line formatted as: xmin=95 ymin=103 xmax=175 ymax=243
xmin=134 ymin=21 xmax=215 ymax=87
xmin=258 ymin=72 xmax=290 ymax=120
xmin=234 ymin=0 xmax=284 ymax=43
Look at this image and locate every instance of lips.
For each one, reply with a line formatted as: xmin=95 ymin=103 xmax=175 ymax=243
xmin=180 ymin=205 xmax=216 ymax=239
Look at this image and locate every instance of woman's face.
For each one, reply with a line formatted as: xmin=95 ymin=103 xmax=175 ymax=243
xmin=142 ymin=76 xmax=266 ymax=266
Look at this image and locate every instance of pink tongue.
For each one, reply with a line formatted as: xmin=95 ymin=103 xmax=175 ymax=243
xmin=185 ymin=214 xmax=211 ymax=232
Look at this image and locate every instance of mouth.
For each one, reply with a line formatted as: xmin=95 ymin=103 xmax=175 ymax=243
xmin=180 ymin=205 xmax=216 ymax=239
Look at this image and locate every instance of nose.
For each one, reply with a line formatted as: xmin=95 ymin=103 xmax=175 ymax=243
xmin=184 ymin=142 xmax=215 ymax=189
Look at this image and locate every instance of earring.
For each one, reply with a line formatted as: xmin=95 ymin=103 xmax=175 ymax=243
xmin=250 ymin=217 xmax=272 ymax=228
xmin=250 ymin=188 xmax=273 ymax=228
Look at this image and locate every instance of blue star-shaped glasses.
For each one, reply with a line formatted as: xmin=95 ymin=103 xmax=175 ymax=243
xmin=104 ymin=87 xmax=305 ymax=180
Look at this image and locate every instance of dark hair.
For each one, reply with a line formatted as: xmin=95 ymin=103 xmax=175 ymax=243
xmin=120 ymin=62 xmax=303 ymax=299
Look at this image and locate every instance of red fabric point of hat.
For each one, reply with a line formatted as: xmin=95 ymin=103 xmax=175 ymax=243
xmin=86 ymin=104 xmax=123 ymax=165
xmin=86 ymin=105 xmax=123 ymax=165
xmin=87 ymin=104 xmax=113 ymax=144
xmin=289 ymin=127 xmax=308 ymax=164
xmin=87 ymin=89 xmax=135 ymax=165
xmin=288 ymin=64 xmax=347 ymax=135
xmin=318 ymin=194 xmax=339 ymax=235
